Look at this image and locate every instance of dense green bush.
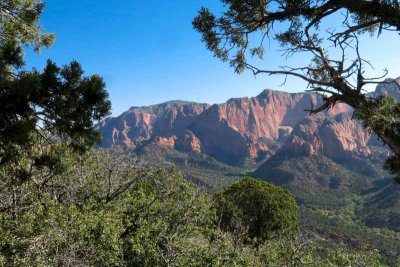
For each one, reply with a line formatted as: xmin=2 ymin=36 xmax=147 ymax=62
xmin=214 ymin=177 xmax=299 ymax=245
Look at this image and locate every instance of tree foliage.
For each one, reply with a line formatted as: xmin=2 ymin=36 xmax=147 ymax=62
xmin=0 ymin=148 xmax=387 ymax=266
xmin=193 ymin=0 xmax=400 ymax=182
xmin=0 ymin=0 xmax=55 ymax=52
xmin=214 ymin=177 xmax=299 ymax=244
xmin=0 ymin=0 xmax=111 ymax=177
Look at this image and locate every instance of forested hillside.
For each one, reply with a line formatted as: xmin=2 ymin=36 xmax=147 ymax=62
xmin=1 ymin=0 xmax=400 ymax=266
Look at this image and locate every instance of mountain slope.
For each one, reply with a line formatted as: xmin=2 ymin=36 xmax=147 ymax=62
xmin=98 ymin=89 xmax=359 ymax=165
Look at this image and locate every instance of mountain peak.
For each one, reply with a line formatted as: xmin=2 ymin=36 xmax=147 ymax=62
xmin=372 ymin=77 xmax=400 ymax=100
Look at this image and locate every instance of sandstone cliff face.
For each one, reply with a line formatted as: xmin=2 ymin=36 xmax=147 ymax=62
xmin=283 ymin=113 xmax=371 ymax=161
xmin=189 ymin=104 xmax=250 ymax=164
xmin=214 ymin=90 xmax=319 ymax=141
xmin=99 ymin=110 xmax=156 ymax=148
xmin=154 ymin=136 xmax=176 ymax=148
xmin=98 ymin=88 xmax=373 ymax=165
xmin=97 ymin=101 xmax=208 ymax=148
xmin=153 ymin=103 xmax=209 ymax=137
xmin=184 ymin=91 xmax=317 ymax=162
xmin=186 ymin=89 xmax=351 ymax=162
xmin=175 ymin=130 xmax=202 ymax=153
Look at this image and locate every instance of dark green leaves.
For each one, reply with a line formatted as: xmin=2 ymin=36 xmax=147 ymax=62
xmin=214 ymin=177 xmax=299 ymax=245
xmin=0 ymin=0 xmax=55 ymax=52
xmin=356 ymin=96 xmax=400 ymax=183
xmin=37 ymin=60 xmax=111 ymax=151
xmin=0 ymin=59 xmax=111 ymax=172
xmin=0 ymin=1 xmax=111 ymax=178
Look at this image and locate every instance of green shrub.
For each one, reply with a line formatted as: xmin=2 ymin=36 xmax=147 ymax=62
xmin=214 ymin=177 xmax=299 ymax=245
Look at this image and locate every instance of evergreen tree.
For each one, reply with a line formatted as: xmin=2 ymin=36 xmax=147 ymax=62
xmin=214 ymin=177 xmax=299 ymax=245
xmin=0 ymin=0 xmax=111 ymax=176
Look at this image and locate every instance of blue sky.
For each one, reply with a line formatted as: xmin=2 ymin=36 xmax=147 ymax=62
xmin=25 ymin=0 xmax=400 ymax=116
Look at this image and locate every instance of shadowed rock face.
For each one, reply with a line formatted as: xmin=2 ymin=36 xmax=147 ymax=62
xmin=153 ymin=103 xmax=209 ymax=137
xmin=98 ymin=110 xmax=156 ymax=148
xmin=372 ymin=77 xmax=400 ymax=100
xmin=97 ymin=86 xmax=386 ymax=165
xmin=283 ymin=113 xmax=371 ymax=161
xmin=176 ymin=130 xmax=202 ymax=153
xmin=188 ymin=104 xmax=250 ymax=165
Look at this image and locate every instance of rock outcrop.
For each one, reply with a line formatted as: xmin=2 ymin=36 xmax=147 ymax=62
xmin=176 ymin=130 xmax=202 ymax=153
xmin=154 ymin=136 xmax=176 ymax=148
xmin=153 ymin=103 xmax=209 ymax=137
xmin=97 ymin=101 xmax=208 ymax=148
xmin=185 ymin=90 xmax=351 ymax=162
xmin=98 ymin=83 xmax=393 ymax=165
xmin=283 ymin=113 xmax=371 ymax=161
xmin=99 ymin=110 xmax=156 ymax=148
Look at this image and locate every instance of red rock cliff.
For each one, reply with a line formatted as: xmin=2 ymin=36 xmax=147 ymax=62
xmin=98 ymin=89 xmax=366 ymax=165
xmin=283 ymin=113 xmax=371 ymax=160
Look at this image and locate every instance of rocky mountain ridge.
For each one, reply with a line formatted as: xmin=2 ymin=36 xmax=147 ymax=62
xmin=98 ymin=80 xmax=399 ymax=165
